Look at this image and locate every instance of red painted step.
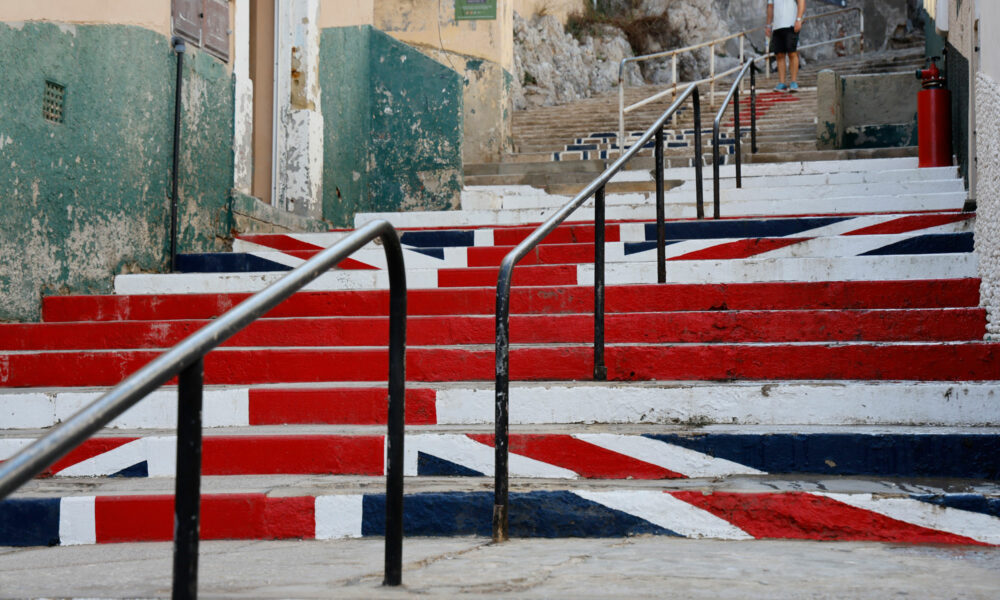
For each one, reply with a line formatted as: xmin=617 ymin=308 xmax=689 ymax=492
xmin=2 ymin=343 xmax=997 ymax=387
xmin=1 ymin=309 xmax=986 ymax=350
xmin=41 ymin=279 xmax=981 ymax=322
xmin=249 ymin=388 xmax=438 ymax=425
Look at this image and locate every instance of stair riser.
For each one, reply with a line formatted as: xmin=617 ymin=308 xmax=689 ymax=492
xmin=1 ymin=310 xmax=986 ymax=351
xmin=6 ymin=383 xmax=997 ymax=430
xmin=4 ymin=491 xmax=995 ymax=546
xmin=2 ymin=344 xmax=998 ymax=387
xmin=4 ymin=432 xmax=998 ymax=480
xmin=42 ymin=279 xmax=982 ymax=322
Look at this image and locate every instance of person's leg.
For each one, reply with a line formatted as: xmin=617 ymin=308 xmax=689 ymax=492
xmin=776 ymin=52 xmax=787 ymax=84
xmin=789 ymin=51 xmax=799 ymax=83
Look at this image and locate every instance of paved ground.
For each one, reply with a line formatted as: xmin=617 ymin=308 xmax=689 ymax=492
xmin=2 ymin=537 xmax=999 ymax=598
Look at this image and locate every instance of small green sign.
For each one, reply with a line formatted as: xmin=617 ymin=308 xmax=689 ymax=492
xmin=455 ymin=0 xmax=496 ymax=20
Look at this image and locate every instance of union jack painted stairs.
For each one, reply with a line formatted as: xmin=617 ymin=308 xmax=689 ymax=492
xmin=2 ymin=156 xmax=1000 ymax=548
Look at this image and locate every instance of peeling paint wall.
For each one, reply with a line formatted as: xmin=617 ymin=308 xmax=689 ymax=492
xmin=0 ymin=22 xmax=234 ymax=322
xmin=320 ymin=26 xmax=463 ymax=227
xmin=374 ymin=0 xmax=514 ymax=163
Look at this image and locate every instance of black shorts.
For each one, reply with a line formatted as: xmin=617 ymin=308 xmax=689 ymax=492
xmin=772 ymin=27 xmax=799 ymax=54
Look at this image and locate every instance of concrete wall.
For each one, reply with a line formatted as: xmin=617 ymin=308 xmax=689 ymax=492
xmin=817 ymin=71 xmax=919 ymax=150
xmin=0 ymin=21 xmax=234 ymax=322
xmin=320 ymin=26 xmax=463 ymax=227
xmin=374 ymin=0 xmax=514 ymax=164
xmin=975 ymin=71 xmax=999 ymax=338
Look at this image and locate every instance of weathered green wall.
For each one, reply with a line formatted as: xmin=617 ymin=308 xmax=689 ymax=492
xmin=320 ymin=26 xmax=462 ymax=227
xmin=0 ymin=22 xmax=234 ymax=322
xmin=816 ymin=69 xmax=920 ymax=150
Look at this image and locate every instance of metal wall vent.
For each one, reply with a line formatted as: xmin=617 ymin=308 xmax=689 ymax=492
xmin=43 ymin=81 xmax=65 ymax=124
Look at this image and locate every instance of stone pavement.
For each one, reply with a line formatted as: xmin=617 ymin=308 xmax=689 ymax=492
xmin=2 ymin=536 xmax=998 ymax=598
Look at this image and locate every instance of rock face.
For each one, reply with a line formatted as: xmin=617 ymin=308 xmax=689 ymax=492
xmin=512 ymin=12 xmax=643 ymax=110
xmin=512 ymin=0 xmax=919 ymax=109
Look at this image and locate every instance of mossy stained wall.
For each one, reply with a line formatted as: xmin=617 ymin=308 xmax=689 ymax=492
xmin=0 ymin=22 xmax=234 ymax=321
xmin=321 ymin=26 xmax=462 ymax=227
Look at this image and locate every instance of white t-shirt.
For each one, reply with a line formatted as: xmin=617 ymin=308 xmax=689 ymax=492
xmin=768 ymin=0 xmax=799 ymax=30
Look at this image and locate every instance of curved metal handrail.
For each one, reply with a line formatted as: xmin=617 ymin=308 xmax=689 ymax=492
xmin=711 ymin=59 xmax=757 ymax=219
xmin=493 ymin=83 xmax=704 ymax=542
xmin=617 ymin=6 xmax=863 ymax=154
xmin=0 ymin=219 xmax=408 ymax=594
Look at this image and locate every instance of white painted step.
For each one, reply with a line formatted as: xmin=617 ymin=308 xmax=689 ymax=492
xmin=357 ymin=192 xmax=968 ymax=229
xmin=3 ymin=382 xmax=997 ymax=430
xmin=114 ymin=253 xmax=976 ymax=294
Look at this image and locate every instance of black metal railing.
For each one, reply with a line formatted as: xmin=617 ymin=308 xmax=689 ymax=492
xmin=711 ymin=59 xmax=759 ymax=219
xmin=492 ymin=84 xmax=704 ymax=542
xmin=0 ymin=219 xmax=408 ymax=596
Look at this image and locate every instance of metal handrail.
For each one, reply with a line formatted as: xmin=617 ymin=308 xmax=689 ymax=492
xmin=711 ymin=59 xmax=757 ymax=219
xmin=493 ymin=84 xmax=704 ymax=542
xmin=617 ymin=7 xmax=863 ymax=154
xmin=0 ymin=219 xmax=408 ymax=595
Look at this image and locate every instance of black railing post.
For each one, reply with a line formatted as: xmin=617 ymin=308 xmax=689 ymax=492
xmin=382 ymin=228 xmax=407 ymax=586
xmin=494 ymin=268 xmax=512 ymax=542
xmin=693 ymin=89 xmax=705 ymax=220
xmin=751 ymin=64 xmax=758 ymax=154
xmin=172 ymin=357 xmax=203 ymax=600
xmin=170 ymin=37 xmax=185 ymax=273
xmin=712 ymin=119 xmax=721 ymax=220
xmin=655 ymin=127 xmax=666 ymax=283
xmin=594 ymin=185 xmax=608 ymax=381
xmin=735 ymin=77 xmax=742 ymax=189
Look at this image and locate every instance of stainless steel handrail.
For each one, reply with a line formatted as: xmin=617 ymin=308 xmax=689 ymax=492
xmin=617 ymin=6 xmax=863 ymax=154
xmin=711 ymin=59 xmax=757 ymax=219
xmin=493 ymin=83 xmax=704 ymax=543
xmin=0 ymin=219 xmax=408 ymax=595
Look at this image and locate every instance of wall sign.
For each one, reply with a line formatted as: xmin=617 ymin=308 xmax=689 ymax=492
xmin=456 ymin=0 xmax=496 ymax=21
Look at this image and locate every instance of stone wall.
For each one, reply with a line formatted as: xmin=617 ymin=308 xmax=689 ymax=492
xmin=0 ymin=22 xmax=234 ymax=322
xmin=975 ymin=71 xmax=1000 ymax=339
xmin=320 ymin=26 xmax=463 ymax=227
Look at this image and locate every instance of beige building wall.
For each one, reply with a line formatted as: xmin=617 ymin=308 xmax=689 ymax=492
xmin=318 ymin=0 xmax=374 ymax=28
xmin=0 ymin=0 xmax=172 ymax=36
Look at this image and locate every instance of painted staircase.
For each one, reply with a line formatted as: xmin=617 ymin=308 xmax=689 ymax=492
xmin=2 ymin=153 xmax=999 ymax=549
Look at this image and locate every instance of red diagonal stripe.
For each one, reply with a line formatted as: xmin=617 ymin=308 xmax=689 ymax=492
xmin=670 ymin=491 xmax=986 ymax=545
xmin=237 ymin=234 xmax=323 ymax=252
xmin=842 ymin=213 xmax=974 ymax=236
xmin=42 ymin=438 xmax=137 ymax=477
xmin=669 ymin=237 xmax=811 ymax=260
xmin=468 ymin=434 xmax=684 ymax=479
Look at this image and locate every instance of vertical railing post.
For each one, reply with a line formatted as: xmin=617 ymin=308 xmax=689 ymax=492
xmin=712 ymin=116 xmax=721 ymax=219
xmin=735 ymin=74 xmax=742 ymax=190
xmin=594 ymin=185 xmax=607 ymax=381
xmin=710 ymin=43 xmax=716 ymax=107
xmin=170 ymin=37 xmax=186 ymax=273
xmin=671 ymin=55 xmax=678 ymax=125
xmin=619 ymin=63 xmax=627 ymax=158
xmin=693 ymin=88 xmax=705 ymax=220
xmin=859 ymin=11 xmax=865 ymax=55
xmin=172 ymin=358 xmax=203 ymax=600
xmin=739 ymin=35 xmax=745 ymax=93
xmin=381 ymin=228 xmax=407 ymax=587
xmin=655 ymin=126 xmax=666 ymax=283
xmin=751 ymin=64 xmax=758 ymax=154
xmin=494 ymin=273 xmax=511 ymax=543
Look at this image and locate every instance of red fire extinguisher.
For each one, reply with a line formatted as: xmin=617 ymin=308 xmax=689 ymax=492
xmin=915 ymin=57 xmax=952 ymax=168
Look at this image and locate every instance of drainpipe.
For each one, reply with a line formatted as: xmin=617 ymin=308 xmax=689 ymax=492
xmin=170 ymin=37 xmax=186 ymax=273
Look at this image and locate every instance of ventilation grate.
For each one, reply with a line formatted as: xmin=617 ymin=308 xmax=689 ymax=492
xmin=43 ymin=81 xmax=65 ymax=124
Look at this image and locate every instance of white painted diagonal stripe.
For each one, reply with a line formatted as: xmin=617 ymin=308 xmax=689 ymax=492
xmin=813 ymin=493 xmax=1000 ymax=545
xmin=55 ymin=438 xmax=149 ymax=477
xmin=573 ymin=490 xmax=753 ymax=539
xmin=315 ymin=495 xmax=364 ymax=539
xmin=59 ymin=496 xmax=96 ymax=546
xmin=404 ymin=434 xmax=577 ymax=479
xmin=572 ymin=433 xmax=764 ymax=477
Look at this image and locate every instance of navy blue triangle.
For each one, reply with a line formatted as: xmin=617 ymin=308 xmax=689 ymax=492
xmin=417 ymin=452 xmax=484 ymax=477
xmin=110 ymin=461 xmax=149 ymax=478
xmin=410 ymin=247 xmax=446 ymax=260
